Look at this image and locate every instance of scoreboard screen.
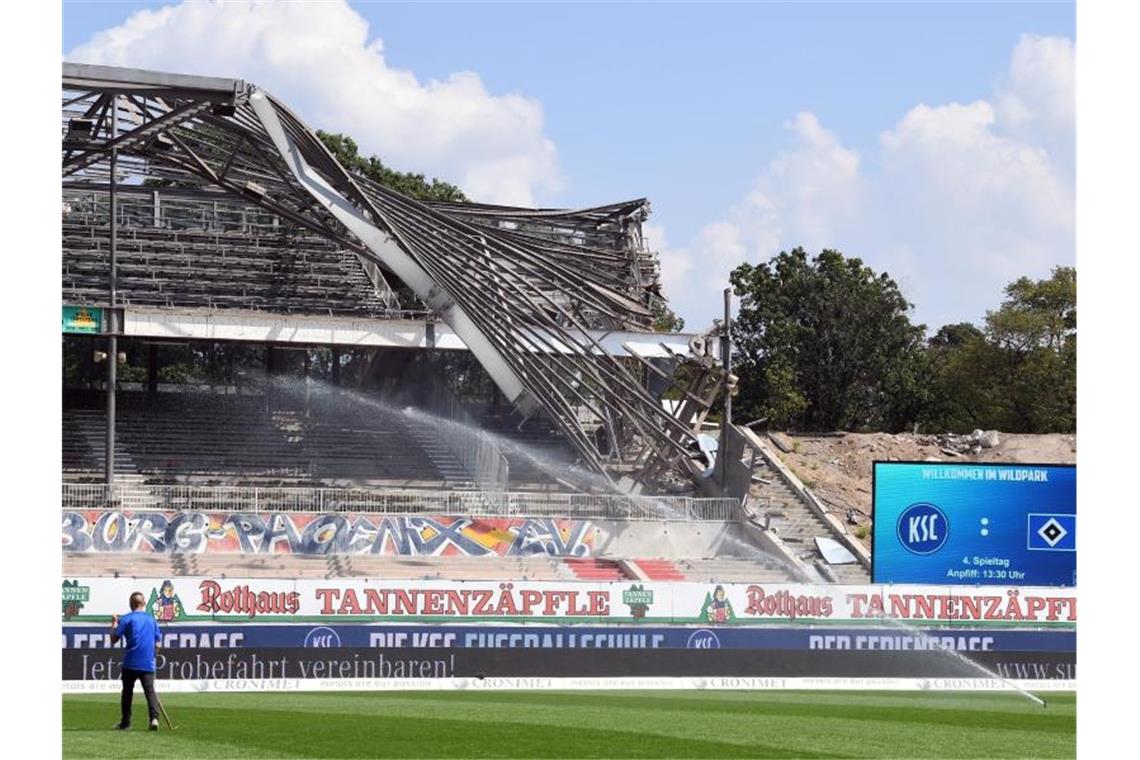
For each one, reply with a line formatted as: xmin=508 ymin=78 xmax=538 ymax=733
xmin=872 ymin=461 xmax=1075 ymax=586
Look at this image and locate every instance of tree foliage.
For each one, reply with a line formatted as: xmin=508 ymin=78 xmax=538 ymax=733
xmin=316 ymin=131 xmax=468 ymax=203
xmin=729 ymin=249 xmax=1076 ymax=434
xmin=926 ymin=267 xmax=1075 ymax=433
xmin=729 ymin=248 xmax=928 ymax=431
xmin=650 ymin=297 xmax=685 ymax=333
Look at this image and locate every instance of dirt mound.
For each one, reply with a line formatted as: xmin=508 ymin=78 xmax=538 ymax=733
xmin=767 ymin=431 xmax=1076 ymax=545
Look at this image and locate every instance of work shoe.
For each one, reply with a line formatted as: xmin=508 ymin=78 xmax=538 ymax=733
xmin=150 ymin=718 xmax=159 ymax=731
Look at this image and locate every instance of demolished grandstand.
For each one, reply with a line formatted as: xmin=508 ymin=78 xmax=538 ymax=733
xmin=62 ymin=62 xmax=731 ymax=495
xmin=61 ymin=62 xmax=872 ymax=585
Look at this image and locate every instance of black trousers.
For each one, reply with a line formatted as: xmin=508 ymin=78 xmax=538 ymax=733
xmin=120 ymin=668 xmax=160 ymax=726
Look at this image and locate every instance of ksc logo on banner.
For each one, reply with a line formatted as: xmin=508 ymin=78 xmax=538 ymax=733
xmin=686 ymin=630 xmax=721 ymax=649
xmin=303 ymin=627 xmax=341 ymax=648
xmin=896 ymin=503 xmax=949 ymax=555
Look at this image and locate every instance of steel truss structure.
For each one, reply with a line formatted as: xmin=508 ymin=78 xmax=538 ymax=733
xmin=62 ymin=63 xmax=726 ymax=493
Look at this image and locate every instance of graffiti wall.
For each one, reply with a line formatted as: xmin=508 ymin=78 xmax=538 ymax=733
xmin=61 ymin=510 xmax=597 ymax=557
xmin=61 ymin=576 xmax=1078 ymax=629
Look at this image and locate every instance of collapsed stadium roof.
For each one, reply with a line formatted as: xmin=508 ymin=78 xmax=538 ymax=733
xmin=61 ymin=62 xmax=728 ymax=493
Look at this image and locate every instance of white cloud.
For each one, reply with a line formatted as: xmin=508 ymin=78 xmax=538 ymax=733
xmin=655 ymin=112 xmax=863 ymax=329
xmin=996 ymin=34 xmax=1075 ymax=158
xmin=877 ymin=98 xmax=1073 ymax=325
xmin=656 ymin=35 xmax=1075 ymax=333
xmin=67 ymin=0 xmax=560 ymax=205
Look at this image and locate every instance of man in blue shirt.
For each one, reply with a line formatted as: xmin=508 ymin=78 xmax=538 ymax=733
xmin=111 ymin=591 xmax=162 ymax=731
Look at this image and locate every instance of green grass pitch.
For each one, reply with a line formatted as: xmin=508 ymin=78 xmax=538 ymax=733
xmin=63 ymin=690 xmax=1075 ymax=759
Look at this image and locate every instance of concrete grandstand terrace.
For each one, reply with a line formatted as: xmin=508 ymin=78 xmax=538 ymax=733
xmin=63 ymin=551 xmax=797 ymax=584
xmin=63 ymin=389 xmax=473 ymax=489
xmin=62 ymin=218 xmax=393 ymax=317
xmin=62 ymin=387 xmax=578 ymax=492
xmin=736 ymin=428 xmax=872 ymax=584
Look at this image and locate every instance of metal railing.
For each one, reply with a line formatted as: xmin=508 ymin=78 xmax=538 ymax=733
xmin=61 ymin=483 xmax=741 ymax=521
xmin=63 ymin=188 xmax=284 ymax=235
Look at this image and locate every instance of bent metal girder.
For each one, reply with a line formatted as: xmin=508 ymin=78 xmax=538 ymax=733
xmin=61 ymin=63 xmax=720 ymax=491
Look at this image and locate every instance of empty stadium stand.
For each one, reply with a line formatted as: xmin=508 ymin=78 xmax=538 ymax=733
xmin=475 ymin=410 xmax=576 ymax=487
xmin=62 ymin=389 xmax=467 ymax=488
xmin=62 ymin=219 xmax=393 ymax=318
xmin=63 ymin=552 xmax=801 ymax=584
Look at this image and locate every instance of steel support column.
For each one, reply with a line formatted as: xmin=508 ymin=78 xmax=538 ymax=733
xmin=104 ymin=97 xmax=117 ymax=485
xmin=720 ymin=287 xmax=732 ymax=491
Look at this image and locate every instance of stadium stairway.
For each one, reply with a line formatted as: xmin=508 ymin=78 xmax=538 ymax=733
xmin=402 ymin=424 xmax=475 ymax=489
xmin=67 ymin=408 xmax=157 ymax=499
xmin=743 ymin=432 xmax=871 ymax=583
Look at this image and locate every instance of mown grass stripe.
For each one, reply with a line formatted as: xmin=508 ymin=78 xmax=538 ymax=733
xmin=63 ymin=690 xmax=1075 ymax=759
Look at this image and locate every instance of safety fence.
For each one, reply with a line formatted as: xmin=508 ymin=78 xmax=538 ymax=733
xmin=61 ymin=483 xmax=741 ymax=521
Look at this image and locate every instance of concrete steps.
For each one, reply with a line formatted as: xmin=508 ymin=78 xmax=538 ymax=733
xmin=402 ymin=429 xmax=473 ymax=488
xmin=749 ymin=448 xmax=871 ymax=583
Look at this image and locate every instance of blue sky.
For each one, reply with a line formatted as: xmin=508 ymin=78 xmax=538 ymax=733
xmin=64 ymin=1 xmax=1076 ymax=331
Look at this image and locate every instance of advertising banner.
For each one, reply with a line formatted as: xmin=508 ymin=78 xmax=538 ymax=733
xmin=61 ymin=646 xmax=1075 ymax=682
xmin=60 ymin=623 xmax=1075 ymax=652
xmin=872 ymin=462 xmax=1076 ymax=586
xmin=61 ymin=577 xmax=1077 ymax=628
xmin=62 ymin=511 xmax=597 ymax=557
xmin=61 ymin=305 xmax=102 ymax=334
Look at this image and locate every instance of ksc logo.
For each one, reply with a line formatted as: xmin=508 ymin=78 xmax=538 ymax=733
xmin=896 ymin=503 xmax=949 ymax=555
xmin=303 ymin=627 xmax=341 ymax=648
xmin=686 ymin=629 xmax=721 ymax=649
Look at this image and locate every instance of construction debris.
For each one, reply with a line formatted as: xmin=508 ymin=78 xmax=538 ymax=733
xmin=918 ymin=429 xmax=1001 ymax=454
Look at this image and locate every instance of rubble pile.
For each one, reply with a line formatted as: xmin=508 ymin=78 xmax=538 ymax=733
xmin=915 ymin=429 xmax=1002 ymax=457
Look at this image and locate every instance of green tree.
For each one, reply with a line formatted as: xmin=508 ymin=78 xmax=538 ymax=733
xmin=729 ymin=248 xmax=928 ymax=431
xmin=649 ymin=296 xmax=685 ymax=332
xmin=924 ymin=322 xmax=1000 ymax=431
xmin=981 ymin=266 xmax=1076 ymax=432
xmin=316 ymin=131 xmax=468 ymax=202
xmin=923 ymin=268 xmax=1075 ymax=433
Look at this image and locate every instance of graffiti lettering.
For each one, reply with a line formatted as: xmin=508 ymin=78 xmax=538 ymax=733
xmin=62 ymin=511 xmax=598 ymax=558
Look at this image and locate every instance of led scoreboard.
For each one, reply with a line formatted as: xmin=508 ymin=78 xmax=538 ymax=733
xmin=872 ymin=461 xmax=1075 ymax=586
